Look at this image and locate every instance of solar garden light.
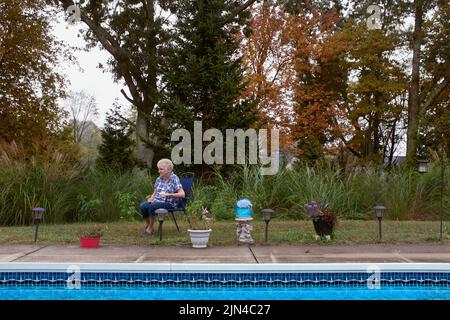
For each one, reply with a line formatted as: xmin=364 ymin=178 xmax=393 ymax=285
xmin=262 ymin=209 xmax=273 ymax=243
xmin=156 ymin=208 xmax=168 ymax=241
xmin=374 ymin=205 xmax=385 ymax=241
xmin=32 ymin=207 xmax=45 ymax=242
xmin=417 ymin=160 xmax=429 ymax=174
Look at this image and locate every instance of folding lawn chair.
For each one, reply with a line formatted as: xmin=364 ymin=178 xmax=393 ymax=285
xmin=156 ymin=172 xmax=194 ymax=237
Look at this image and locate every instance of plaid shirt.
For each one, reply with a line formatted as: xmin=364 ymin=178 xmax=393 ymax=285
xmin=154 ymin=173 xmax=183 ymax=206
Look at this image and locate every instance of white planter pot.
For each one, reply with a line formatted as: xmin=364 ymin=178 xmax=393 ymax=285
xmin=187 ymin=229 xmax=212 ymax=248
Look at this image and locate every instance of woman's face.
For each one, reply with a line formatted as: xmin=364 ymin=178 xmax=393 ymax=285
xmin=158 ymin=164 xmax=171 ymax=178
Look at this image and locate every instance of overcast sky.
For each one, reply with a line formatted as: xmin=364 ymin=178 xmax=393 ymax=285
xmin=51 ymin=12 xmax=129 ymax=128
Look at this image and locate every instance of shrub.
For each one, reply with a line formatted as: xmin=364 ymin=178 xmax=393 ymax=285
xmin=116 ymin=191 xmax=139 ymax=220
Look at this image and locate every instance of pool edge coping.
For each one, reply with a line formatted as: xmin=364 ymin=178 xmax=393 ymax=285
xmin=1 ymin=262 xmax=450 ymax=273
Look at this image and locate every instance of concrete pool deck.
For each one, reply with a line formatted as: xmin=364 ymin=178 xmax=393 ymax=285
xmin=0 ymin=243 xmax=449 ymax=264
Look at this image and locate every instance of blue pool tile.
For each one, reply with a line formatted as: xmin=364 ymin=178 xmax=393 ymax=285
xmin=1 ymin=271 xmax=450 ymax=287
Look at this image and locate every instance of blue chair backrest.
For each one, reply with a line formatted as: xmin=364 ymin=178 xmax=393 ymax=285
xmin=177 ymin=176 xmax=194 ymax=209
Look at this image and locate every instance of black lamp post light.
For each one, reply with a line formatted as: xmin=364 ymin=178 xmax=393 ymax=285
xmin=32 ymin=207 xmax=45 ymax=242
xmin=262 ymin=209 xmax=273 ymax=242
xmin=374 ymin=205 xmax=385 ymax=241
xmin=156 ymin=208 xmax=168 ymax=241
xmin=417 ymin=158 xmax=446 ymax=241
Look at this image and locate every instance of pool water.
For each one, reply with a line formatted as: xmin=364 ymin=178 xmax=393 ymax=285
xmin=1 ymin=284 xmax=449 ymax=300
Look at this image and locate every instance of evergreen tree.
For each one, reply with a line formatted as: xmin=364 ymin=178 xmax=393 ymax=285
xmin=157 ymin=0 xmax=258 ymax=175
xmin=96 ymin=104 xmax=135 ymax=172
xmin=160 ymin=0 xmax=257 ymax=140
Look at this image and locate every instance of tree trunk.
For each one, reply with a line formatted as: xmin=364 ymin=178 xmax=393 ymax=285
xmin=366 ymin=115 xmax=373 ymax=159
xmin=136 ymin=109 xmax=154 ymax=171
xmin=406 ymin=0 xmax=423 ymax=165
xmin=388 ymin=118 xmax=397 ymax=166
xmin=373 ymin=114 xmax=380 ymax=155
xmin=137 ymin=0 xmax=158 ymax=173
xmin=372 ymin=91 xmax=381 ymax=160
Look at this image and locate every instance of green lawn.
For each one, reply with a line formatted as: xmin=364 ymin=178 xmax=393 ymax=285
xmin=0 ymin=219 xmax=449 ymax=246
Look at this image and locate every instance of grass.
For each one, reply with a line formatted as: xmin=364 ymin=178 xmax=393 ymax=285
xmin=1 ymin=146 xmax=449 ymax=225
xmin=1 ymin=218 xmax=449 ymax=246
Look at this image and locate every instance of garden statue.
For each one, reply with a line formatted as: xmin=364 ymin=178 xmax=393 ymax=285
xmin=235 ymin=198 xmax=254 ymax=244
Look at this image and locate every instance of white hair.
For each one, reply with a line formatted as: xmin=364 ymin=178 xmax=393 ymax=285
xmin=157 ymin=158 xmax=173 ymax=171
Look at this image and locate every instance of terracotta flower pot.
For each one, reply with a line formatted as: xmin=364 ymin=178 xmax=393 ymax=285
xmin=79 ymin=237 xmax=101 ymax=248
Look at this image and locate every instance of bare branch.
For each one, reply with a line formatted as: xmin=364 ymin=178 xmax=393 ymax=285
xmin=56 ymin=0 xmax=144 ymax=108
xmin=120 ymin=89 xmax=135 ymax=105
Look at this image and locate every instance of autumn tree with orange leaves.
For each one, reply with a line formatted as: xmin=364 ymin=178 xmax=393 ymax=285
xmin=239 ymin=1 xmax=294 ymax=147
xmin=241 ymin=1 xmax=349 ymax=159
xmin=284 ymin=3 xmax=349 ymax=160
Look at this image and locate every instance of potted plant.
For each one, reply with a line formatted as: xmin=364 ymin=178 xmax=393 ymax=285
xmin=304 ymin=201 xmax=337 ymax=241
xmin=77 ymin=225 xmax=104 ymax=248
xmin=187 ymin=206 xmax=215 ymax=248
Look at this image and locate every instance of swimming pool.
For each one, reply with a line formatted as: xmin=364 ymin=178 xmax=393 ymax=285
xmin=1 ymin=263 xmax=449 ymax=300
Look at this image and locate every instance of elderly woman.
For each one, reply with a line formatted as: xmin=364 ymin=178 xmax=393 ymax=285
xmin=140 ymin=159 xmax=185 ymax=236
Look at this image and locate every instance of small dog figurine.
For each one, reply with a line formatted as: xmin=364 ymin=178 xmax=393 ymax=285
xmin=201 ymin=207 xmax=214 ymax=224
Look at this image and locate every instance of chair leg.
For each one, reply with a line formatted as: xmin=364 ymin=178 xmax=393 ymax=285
xmin=171 ymin=212 xmax=180 ymax=233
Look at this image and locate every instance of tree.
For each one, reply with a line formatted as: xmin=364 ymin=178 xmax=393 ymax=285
xmin=239 ymin=1 xmax=350 ymax=159
xmin=404 ymin=0 xmax=449 ymax=164
xmin=50 ymin=0 xmax=259 ymax=172
xmin=342 ymin=1 xmax=410 ymax=163
xmin=47 ymin=0 xmax=166 ymax=170
xmin=159 ymin=0 xmax=258 ymax=173
xmin=418 ymin=1 xmax=450 ymax=157
xmin=0 ymin=0 xmax=71 ymax=152
xmin=162 ymin=0 xmax=256 ymax=129
xmin=239 ymin=1 xmax=294 ymax=146
xmin=64 ymin=90 xmax=99 ymax=144
xmin=285 ymin=2 xmax=350 ymax=160
xmin=96 ymin=103 xmax=135 ymax=172
xmin=406 ymin=0 xmax=426 ymax=165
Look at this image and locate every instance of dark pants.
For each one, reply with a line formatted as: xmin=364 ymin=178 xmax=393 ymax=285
xmin=140 ymin=201 xmax=174 ymax=219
